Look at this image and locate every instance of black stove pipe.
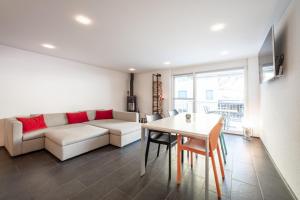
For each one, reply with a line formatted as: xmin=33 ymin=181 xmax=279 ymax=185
xmin=130 ymin=73 xmax=134 ymax=96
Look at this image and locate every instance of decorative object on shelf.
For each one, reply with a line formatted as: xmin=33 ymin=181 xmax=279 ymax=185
xmin=152 ymin=73 xmax=163 ymax=115
xmin=127 ymin=73 xmax=137 ymax=112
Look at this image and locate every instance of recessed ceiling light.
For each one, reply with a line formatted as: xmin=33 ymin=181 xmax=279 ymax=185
xmin=41 ymin=43 xmax=56 ymax=49
xmin=75 ymin=15 xmax=92 ymax=25
xmin=221 ymin=50 xmax=229 ymax=55
xmin=164 ymin=61 xmax=171 ymax=65
xmin=128 ymin=68 xmax=136 ymax=71
xmin=210 ymin=23 xmax=226 ymax=32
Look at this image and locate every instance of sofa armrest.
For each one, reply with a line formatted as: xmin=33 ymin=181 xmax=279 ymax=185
xmin=4 ymin=118 xmax=23 ymax=156
xmin=113 ymin=111 xmax=139 ymax=122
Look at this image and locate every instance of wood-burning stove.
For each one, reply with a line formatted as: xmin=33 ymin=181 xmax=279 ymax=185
xmin=127 ymin=73 xmax=137 ymax=112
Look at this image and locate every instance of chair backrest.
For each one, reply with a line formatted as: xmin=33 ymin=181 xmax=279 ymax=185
xmin=146 ymin=113 xmax=162 ymax=123
xmin=168 ymin=109 xmax=179 ymax=117
xmin=203 ymin=106 xmax=209 ymax=114
xmin=209 ymin=121 xmax=223 ymax=151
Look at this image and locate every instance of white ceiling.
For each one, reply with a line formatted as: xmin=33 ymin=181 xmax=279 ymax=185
xmin=0 ymin=0 xmax=291 ymax=72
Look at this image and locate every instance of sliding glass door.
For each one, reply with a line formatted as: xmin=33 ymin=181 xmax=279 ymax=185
xmin=173 ymin=68 xmax=245 ymax=134
xmin=195 ymin=69 xmax=245 ymax=133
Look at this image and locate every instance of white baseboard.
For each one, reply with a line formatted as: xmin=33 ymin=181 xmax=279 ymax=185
xmin=259 ymin=140 xmax=298 ymax=200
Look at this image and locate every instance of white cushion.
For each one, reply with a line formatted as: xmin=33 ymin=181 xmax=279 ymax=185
xmin=23 ymin=127 xmax=53 ymax=141
xmin=22 ymin=124 xmax=85 ymax=141
xmin=85 ymin=119 xmax=141 ymax=136
xmin=86 ymin=110 xmax=96 ymax=121
xmin=43 ymin=113 xmax=67 ymax=127
xmin=45 ymin=125 xmax=109 ymax=146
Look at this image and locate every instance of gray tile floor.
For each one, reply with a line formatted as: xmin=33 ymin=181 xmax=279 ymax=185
xmin=0 ymin=134 xmax=295 ymax=200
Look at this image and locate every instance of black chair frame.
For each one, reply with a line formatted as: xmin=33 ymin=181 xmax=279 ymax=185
xmin=145 ymin=129 xmax=177 ymax=179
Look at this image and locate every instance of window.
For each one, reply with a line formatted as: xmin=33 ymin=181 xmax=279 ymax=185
xmin=205 ymin=90 xmax=214 ymax=101
xmin=172 ymin=68 xmax=245 ymax=134
xmin=173 ymin=74 xmax=193 ymax=113
xmin=178 ymin=90 xmax=188 ymax=98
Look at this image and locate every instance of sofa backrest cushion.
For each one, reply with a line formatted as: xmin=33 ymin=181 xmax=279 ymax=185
xmin=113 ymin=111 xmax=138 ymax=122
xmin=86 ymin=110 xmax=96 ymax=121
xmin=16 ymin=115 xmax=47 ymax=133
xmin=44 ymin=113 xmax=68 ymax=127
xmin=95 ymin=110 xmax=113 ymax=120
xmin=66 ymin=112 xmax=89 ymax=124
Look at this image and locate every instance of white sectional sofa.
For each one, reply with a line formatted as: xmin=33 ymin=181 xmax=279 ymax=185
xmin=4 ymin=110 xmax=140 ymax=160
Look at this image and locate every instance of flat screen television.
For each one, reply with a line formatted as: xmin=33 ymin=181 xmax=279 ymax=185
xmin=258 ymin=26 xmax=283 ymax=83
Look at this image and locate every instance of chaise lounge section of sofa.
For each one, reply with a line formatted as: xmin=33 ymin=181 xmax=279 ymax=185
xmin=4 ymin=110 xmax=140 ymax=160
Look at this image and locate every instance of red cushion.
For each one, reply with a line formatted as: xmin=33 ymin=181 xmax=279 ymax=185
xmin=66 ymin=112 xmax=89 ymax=124
xmin=95 ymin=110 xmax=113 ymax=120
xmin=17 ymin=115 xmax=47 ymax=134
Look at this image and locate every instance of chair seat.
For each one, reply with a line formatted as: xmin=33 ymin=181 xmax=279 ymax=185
xmin=149 ymin=131 xmax=177 ymax=145
xmin=154 ymin=134 xmax=177 ymax=144
xmin=183 ymin=138 xmax=207 ymax=154
xmin=149 ymin=131 xmax=163 ymax=139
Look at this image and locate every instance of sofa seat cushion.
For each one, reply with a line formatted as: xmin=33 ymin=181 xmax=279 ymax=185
xmin=85 ymin=119 xmax=141 ymax=136
xmin=22 ymin=124 xmax=86 ymax=141
xmin=22 ymin=127 xmax=52 ymax=141
xmin=45 ymin=125 xmax=109 ymax=146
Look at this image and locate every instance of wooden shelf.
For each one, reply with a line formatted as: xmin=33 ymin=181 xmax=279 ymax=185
xmin=152 ymin=73 xmax=163 ymax=115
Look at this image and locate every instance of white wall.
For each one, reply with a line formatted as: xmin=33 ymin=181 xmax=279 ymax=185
xmin=260 ymin=0 xmax=300 ymax=198
xmin=0 ymin=45 xmax=129 ymax=146
xmin=135 ymin=69 xmax=172 ymax=117
xmin=135 ymin=59 xmax=261 ymax=137
xmin=247 ymin=57 xmax=261 ymax=136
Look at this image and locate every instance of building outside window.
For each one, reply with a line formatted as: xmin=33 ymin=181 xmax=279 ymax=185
xmin=173 ymin=74 xmax=193 ymax=113
xmin=205 ymin=90 xmax=214 ymax=101
xmin=178 ymin=90 xmax=188 ymax=98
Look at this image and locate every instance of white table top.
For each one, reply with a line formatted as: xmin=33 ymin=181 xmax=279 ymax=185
xmin=142 ymin=113 xmax=222 ymax=139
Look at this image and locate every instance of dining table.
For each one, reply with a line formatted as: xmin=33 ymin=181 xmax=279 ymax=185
xmin=140 ymin=113 xmax=223 ymax=200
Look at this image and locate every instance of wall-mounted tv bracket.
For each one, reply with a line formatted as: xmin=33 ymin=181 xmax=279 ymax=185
xmin=276 ymin=54 xmax=284 ymax=76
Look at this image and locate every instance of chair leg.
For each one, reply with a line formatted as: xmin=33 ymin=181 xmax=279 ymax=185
xmin=190 ymin=151 xmax=193 ymax=168
xmin=157 ymin=144 xmax=161 ymax=157
xmin=169 ymin=145 xmax=171 ymax=179
xmin=145 ymin=134 xmax=151 ymax=167
xmin=219 ymin=136 xmax=227 ymax=164
xmin=211 ymin=151 xmax=222 ymax=198
xmin=221 ymin=132 xmax=228 ymax=155
xmin=181 ymin=137 xmax=184 ymax=163
xmin=177 ymin=135 xmax=182 ymax=184
xmin=217 ymin=144 xmax=225 ymax=180
xmin=168 ymin=134 xmax=172 ymax=180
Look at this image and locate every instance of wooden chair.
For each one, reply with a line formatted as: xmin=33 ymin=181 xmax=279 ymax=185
xmin=203 ymin=106 xmax=228 ymax=164
xmin=145 ymin=114 xmax=177 ymax=179
xmin=177 ymin=122 xmax=225 ymax=198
